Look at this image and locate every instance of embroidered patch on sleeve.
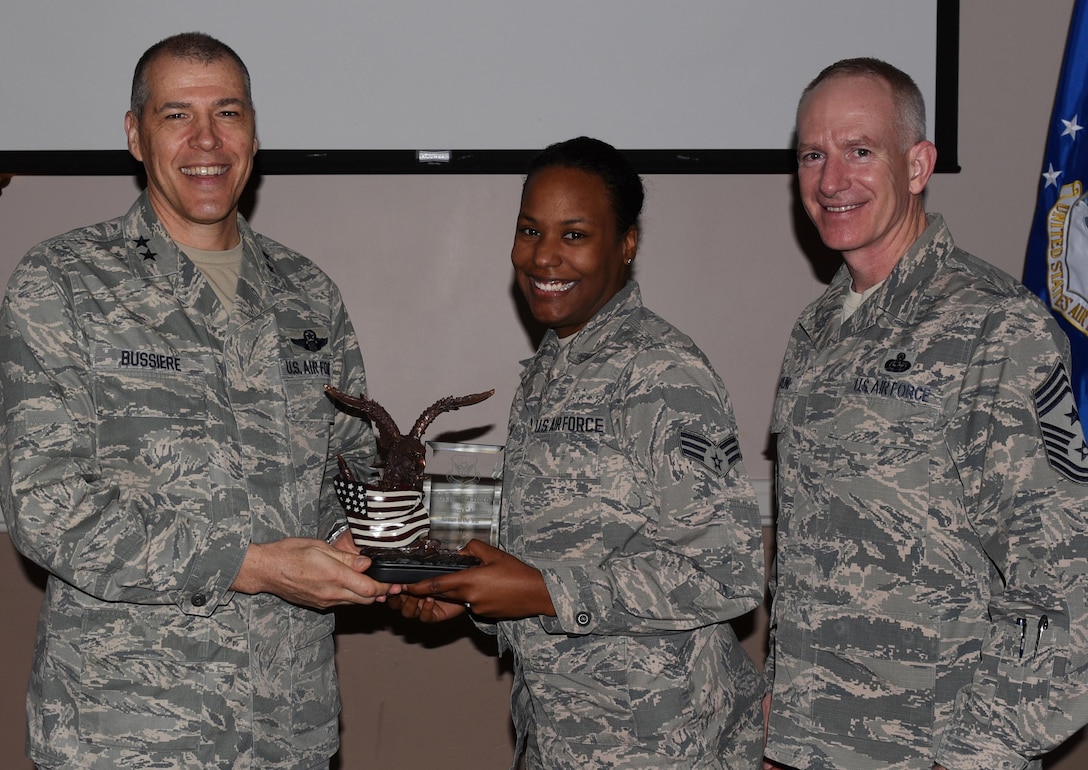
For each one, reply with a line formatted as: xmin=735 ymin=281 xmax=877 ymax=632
xmin=290 ymin=329 xmax=329 ymax=352
xmin=1034 ymin=361 xmax=1088 ymax=483
xmin=678 ymin=429 xmax=741 ymax=477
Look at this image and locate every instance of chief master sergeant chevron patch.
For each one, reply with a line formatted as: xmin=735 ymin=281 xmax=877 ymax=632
xmin=1035 ymin=361 xmax=1088 ymax=483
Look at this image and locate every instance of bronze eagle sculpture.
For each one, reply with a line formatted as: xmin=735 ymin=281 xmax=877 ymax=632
xmin=324 ymin=385 xmax=494 ymax=490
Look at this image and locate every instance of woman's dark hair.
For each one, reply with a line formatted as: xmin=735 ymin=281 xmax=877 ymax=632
xmin=524 ymin=136 xmax=645 ymax=237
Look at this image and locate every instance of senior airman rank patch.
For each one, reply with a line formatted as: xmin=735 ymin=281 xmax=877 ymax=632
xmin=1035 ymin=361 xmax=1088 ymax=483
xmin=679 ymin=429 xmax=740 ymax=477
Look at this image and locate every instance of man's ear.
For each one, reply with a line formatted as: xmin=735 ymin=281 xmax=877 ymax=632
xmin=124 ymin=112 xmax=143 ymax=162
xmin=908 ymin=140 xmax=937 ymax=195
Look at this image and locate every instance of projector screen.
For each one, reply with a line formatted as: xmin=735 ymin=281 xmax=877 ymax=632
xmin=0 ymin=0 xmax=958 ymax=174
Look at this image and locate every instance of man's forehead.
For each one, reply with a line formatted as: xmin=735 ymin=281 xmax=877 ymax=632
xmin=145 ymin=58 xmax=250 ymax=103
xmin=147 ymin=55 xmax=245 ymax=86
xmin=805 ymin=75 xmax=893 ymax=112
xmin=799 ymin=79 xmax=894 ymax=130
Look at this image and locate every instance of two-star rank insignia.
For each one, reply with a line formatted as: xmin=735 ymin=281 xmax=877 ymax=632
xmin=291 ymin=330 xmax=329 ymax=352
xmin=132 ymin=235 xmax=156 ymax=261
xmin=679 ymin=429 xmax=740 ymax=477
xmin=1035 ymin=361 xmax=1088 ymax=483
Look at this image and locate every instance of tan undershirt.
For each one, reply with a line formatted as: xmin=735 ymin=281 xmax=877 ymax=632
xmin=842 ymin=279 xmax=885 ymax=322
xmin=181 ymin=243 xmax=243 ymax=313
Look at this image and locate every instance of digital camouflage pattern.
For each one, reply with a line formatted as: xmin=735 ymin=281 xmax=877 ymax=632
xmin=0 ymin=193 xmax=374 ymax=769
xmin=495 ymin=282 xmax=765 ymax=769
xmin=767 ymin=215 xmax=1088 ymax=770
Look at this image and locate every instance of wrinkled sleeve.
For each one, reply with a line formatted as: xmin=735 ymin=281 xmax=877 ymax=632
xmin=937 ymin=300 xmax=1088 ymax=769
xmin=539 ymin=345 xmax=764 ymax=636
xmin=0 ymin=247 xmax=248 ymax=611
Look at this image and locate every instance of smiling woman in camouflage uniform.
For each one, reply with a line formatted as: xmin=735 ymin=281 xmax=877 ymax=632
xmin=395 ymin=136 xmax=766 ymax=769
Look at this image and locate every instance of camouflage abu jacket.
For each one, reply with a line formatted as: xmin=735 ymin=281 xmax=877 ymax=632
xmin=767 ymin=215 xmax=1088 ymax=770
xmin=0 ymin=193 xmax=374 ymax=769
xmin=497 ymin=281 xmax=765 ymax=769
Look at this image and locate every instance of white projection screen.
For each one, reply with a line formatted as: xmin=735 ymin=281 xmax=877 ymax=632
xmin=0 ymin=0 xmax=958 ymax=174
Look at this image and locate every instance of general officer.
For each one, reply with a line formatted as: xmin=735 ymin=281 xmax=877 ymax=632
xmin=764 ymin=57 xmax=1088 ymax=770
xmin=0 ymin=32 xmax=393 ymax=769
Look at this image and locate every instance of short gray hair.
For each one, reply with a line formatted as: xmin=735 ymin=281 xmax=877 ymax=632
xmin=797 ymin=57 xmax=926 ymax=150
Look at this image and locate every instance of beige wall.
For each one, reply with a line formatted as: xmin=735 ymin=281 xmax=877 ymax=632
xmin=1 ymin=1 xmax=1086 ymax=766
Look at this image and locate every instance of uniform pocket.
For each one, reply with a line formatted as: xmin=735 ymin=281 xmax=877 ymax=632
xmin=522 ymin=634 xmax=634 ymax=747
xmin=771 ymin=367 xmax=804 ymax=435
xmin=828 ymin=384 xmax=939 ymax=448
xmin=989 ymin=616 xmax=1054 ymax=727
xmin=809 ymin=607 xmax=937 ymax=751
xmin=512 ymin=430 xmax=602 ymax=557
xmin=517 ymin=429 xmax=601 ymax=480
xmin=279 ymin=318 xmax=336 ymax=424
xmin=281 ymin=356 xmax=335 ymax=423
xmin=90 ymin=344 xmax=209 ymax=421
xmin=76 ymin=609 xmax=208 ymax=751
xmin=289 ymin=616 xmax=339 ymax=752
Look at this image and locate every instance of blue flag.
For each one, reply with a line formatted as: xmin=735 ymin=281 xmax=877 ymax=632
xmin=1024 ymin=0 xmax=1088 ymax=411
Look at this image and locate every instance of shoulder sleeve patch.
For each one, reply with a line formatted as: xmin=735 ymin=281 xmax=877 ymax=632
xmin=678 ymin=428 xmax=741 ymax=477
xmin=1034 ymin=361 xmax=1088 ymax=484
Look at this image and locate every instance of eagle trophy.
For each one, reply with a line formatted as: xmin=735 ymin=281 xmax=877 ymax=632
xmin=324 ymin=385 xmax=494 ymax=490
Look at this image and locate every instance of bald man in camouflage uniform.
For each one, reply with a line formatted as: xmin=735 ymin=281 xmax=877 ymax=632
xmin=498 ymin=281 xmax=766 ymax=768
xmin=0 ymin=33 xmax=389 ymax=770
xmin=764 ymin=58 xmax=1088 ymax=770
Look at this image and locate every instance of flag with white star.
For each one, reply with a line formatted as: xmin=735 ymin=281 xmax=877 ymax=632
xmin=1024 ymin=0 xmax=1088 ymax=410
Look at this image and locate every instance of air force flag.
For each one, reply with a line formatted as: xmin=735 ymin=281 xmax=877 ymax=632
xmin=1024 ymin=0 xmax=1088 ymax=411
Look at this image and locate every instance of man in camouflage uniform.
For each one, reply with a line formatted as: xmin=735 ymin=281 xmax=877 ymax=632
xmin=764 ymin=58 xmax=1088 ymax=770
xmin=0 ymin=33 xmax=390 ymax=769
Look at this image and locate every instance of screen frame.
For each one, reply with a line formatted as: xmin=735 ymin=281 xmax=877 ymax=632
xmin=0 ymin=1 xmax=959 ymax=176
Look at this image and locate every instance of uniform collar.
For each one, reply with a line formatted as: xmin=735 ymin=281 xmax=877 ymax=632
xmin=120 ymin=191 xmax=287 ymax=319
xmin=799 ymin=213 xmax=954 ymax=347
xmin=548 ymin=281 xmax=641 ymax=363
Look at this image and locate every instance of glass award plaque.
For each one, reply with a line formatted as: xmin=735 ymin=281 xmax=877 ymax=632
xmin=423 ymin=441 xmax=503 ymax=550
